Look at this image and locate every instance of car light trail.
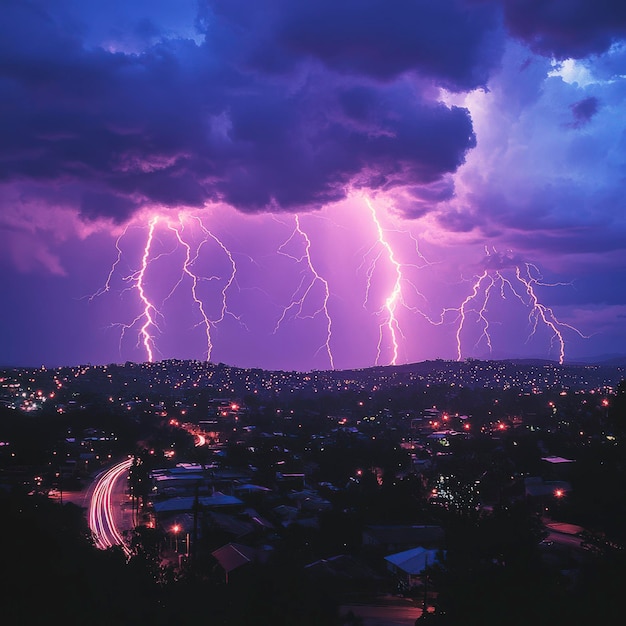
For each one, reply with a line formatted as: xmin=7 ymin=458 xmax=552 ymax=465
xmin=88 ymin=457 xmax=134 ymax=557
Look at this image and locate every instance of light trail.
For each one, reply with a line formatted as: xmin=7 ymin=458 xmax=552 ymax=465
xmin=88 ymin=457 xmax=134 ymax=557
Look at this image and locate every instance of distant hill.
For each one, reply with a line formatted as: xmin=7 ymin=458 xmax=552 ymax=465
xmin=565 ymin=355 xmax=626 ymax=367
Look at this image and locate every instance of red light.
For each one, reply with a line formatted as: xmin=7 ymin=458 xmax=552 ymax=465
xmin=554 ymin=489 xmax=564 ymax=498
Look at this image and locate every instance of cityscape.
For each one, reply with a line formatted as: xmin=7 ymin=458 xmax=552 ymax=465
xmin=2 ymin=357 xmax=626 ymax=624
xmin=2 ymin=1 xmax=626 ymax=625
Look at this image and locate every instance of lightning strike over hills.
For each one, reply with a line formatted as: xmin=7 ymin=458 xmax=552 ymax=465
xmin=129 ymin=215 xmax=160 ymax=362
xmin=275 ymin=215 xmax=335 ymax=369
xmin=168 ymin=218 xmax=213 ymax=361
xmin=363 ymin=198 xmax=406 ymax=366
xmin=516 ymin=264 xmax=588 ymax=365
xmin=88 ymin=212 xmax=243 ymax=364
xmin=443 ymin=249 xmax=588 ymax=364
xmin=454 ymin=270 xmax=492 ymax=360
xmin=191 ymin=215 xmax=242 ymax=332
xmin=2 ymin=0 xmax=620 ymax=372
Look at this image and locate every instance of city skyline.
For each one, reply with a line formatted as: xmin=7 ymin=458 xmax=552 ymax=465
xmin=2 ymin=1 xmax=626 ymax=370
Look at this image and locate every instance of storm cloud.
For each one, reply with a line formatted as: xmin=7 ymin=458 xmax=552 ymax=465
xmin=0 ymin=0 xmax=505 ymax=222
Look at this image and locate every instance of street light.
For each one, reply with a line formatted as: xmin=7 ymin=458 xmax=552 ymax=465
xmin=172 ymin=524 xmax=180 ymax=552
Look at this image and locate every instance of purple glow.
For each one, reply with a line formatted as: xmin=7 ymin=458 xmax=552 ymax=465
xmin=1 ymin=1 xmax=625 ymax=370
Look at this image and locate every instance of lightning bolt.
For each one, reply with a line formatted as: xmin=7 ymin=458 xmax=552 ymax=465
xmin=363 ymin=197 xmax=405 ymax=366
xmin=166 ymin=213 xmax=243 ymax=361
xmin=515 ymin=264 xmax=587 ymax=365
xmin=168 ymin=217 xmax=213 ymax=361
xmin=88 ymin=226 xmax=127 ymax=301
xmin=89 ymin=218 xmax=162 ymax=360
xmin=88 ymin=211 xmax=242 ymax=364
xmin=453 ymin=271 xmax=489 ymax=361
xmin=445 ymin=248 xmax=588 ymax=364
xmin=192 ymin=215 xmax=241 ymax=331
xmin=113 ymin=215 xmax=161 ymax=362
xmin=275 ymin=215 xmax=335 ymax=369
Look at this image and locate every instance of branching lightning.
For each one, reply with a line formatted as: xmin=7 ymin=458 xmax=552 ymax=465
xmin=111 ymin=215 xmax=161 ymax=362
xmin=441 ymin=248 xmax=588 ymax=364
xmin=275 ymin=215 xmax=335 ymax=369
xmin=86 ymin=204 xmax=588 ymax=369
xmin=90 ymin=212 xmax=242 ymax=363
xmin=168 ymin=218 xmax=213 ymax=361
xmin=363 ymin=198 xmax=403 ymax=365
xmin=192 ymin=215 xmax=242 ymax=331
xmin=516 ymin=263 xmax=588 ymax=364
xmin=88 ymin=227 xmax=126 ymax=301
xmin=361 ymin=197 xmax=436 ymax=366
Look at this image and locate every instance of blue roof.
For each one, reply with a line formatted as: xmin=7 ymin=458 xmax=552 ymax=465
xmin=152 ymin=493 xmax=243 ymax=513
xmin=384 ymin=547 xmax=442 ymax=575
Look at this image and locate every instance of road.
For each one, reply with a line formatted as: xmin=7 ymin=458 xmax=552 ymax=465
xmin=87 ymin=457 xmax=135 ymax=557
xmin=340 ymin=598 xmax=423 ymax=625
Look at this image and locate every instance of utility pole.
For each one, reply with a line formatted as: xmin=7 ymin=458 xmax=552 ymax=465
xmin=422 ymin=553 xmax=429 ymax=616
xmin=191 ymin=481 xmax=200 ymax=568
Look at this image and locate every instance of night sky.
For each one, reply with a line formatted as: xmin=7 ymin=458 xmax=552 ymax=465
xmin=2 ymin=0 xmax=626 ymax=371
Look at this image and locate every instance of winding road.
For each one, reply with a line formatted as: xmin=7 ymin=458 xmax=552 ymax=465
xmin=87 ymin=457 xmax=134 ymax=557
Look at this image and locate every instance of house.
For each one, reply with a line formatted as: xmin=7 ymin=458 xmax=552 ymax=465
xmin=211 ymin=542 xmax=261 ymax=583
xmin=384 ymin=546 xmax=443 ymax=588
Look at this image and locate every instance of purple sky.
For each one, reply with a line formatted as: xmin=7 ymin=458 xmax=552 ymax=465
xmin=2 ymin=0 xmax=626 ymax=371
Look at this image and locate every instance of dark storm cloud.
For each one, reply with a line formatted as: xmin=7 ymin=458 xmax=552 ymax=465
xmin=0 ymin=0 xmax=497 ymax=222
xmin=500 ymin=0 xmax=626 ymax=58
xmin=257 ymin=0 xmax=504 ymax=91
xmin=569 ymin=96 xmax=600 ymax=127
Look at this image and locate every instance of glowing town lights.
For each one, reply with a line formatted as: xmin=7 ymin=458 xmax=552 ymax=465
xmin=275 ymin=215 xmax=335 ymax=369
